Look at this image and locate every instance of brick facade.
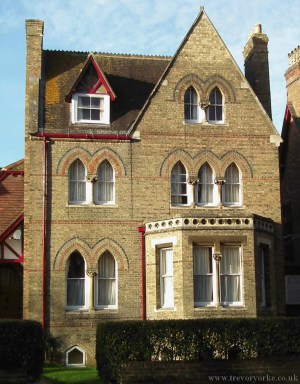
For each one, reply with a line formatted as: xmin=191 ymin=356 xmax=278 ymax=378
xmin=280 ymin=45 xmax=300 ymax=314
xmin=24 ymin=9 xmax=284 ymax=365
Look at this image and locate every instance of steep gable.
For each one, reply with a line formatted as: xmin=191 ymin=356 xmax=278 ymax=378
xmin=130 ymin=8 xmax=280 ymax=142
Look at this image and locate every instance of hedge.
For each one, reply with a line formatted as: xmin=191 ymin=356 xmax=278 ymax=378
xmin=0 ymin=320 xmax=44 ymax=381
xmin=96 ymin=317 xmax=300 ymax=383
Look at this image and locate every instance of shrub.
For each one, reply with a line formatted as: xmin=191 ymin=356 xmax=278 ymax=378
xmin=0 ymin=320 xmax=44 ymax=381
xmin=96 ymin=317 xmax=300 ymax=383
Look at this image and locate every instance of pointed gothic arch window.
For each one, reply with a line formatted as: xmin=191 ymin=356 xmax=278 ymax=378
xmin=171 ymin=161 xmax=189 ymax=206
xmin=222 ymin=163 xmax=241 ymax=206
xmin=66 ymin=251 xmax=86 ymax=309
xmin=197 ymin=163 xmax=217 ymax=206
xmin=184 ymin=86 xmax=199 ymax=122
xmin=207 ymin=87 xmax=223 ymax=123
xmin=96 ymin=252 xmax=117 ymax=309
xmin=68 ymin=159 xmax=87 ymax=204
xmin=94 ymin=160 xmax=115 ymax=204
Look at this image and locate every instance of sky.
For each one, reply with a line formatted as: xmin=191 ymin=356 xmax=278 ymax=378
xmin=0 ymin=0 xmax=299 ymax=167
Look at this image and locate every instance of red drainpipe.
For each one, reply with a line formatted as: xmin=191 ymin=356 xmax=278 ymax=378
xmin=138 ymin=226 xmax=146 ymax=320
xmin=42 ymin=136 xmax=47 ymax=329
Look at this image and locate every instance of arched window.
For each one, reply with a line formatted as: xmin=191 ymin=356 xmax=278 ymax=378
xmin=197 ymin=163 xmax=216 ymax=206
xmin=96 ymin=252 xmax=117 ymax=308
xmin=68 ymin=159 xmax=87 ymax=204
xmin=222 ymin=163 xmax=241 ymax=205
xmin=94 ymin=160 xmax=115 ymax=204
xmin=207 ymin=87 xmax=223 ymax=123
xmin=184 ymin=86 xmax=199 ymax=122
xmin=66 ymin=252 xmax=86 ymax=309
xmin=171 ymin=162 xmax=188 ymax=206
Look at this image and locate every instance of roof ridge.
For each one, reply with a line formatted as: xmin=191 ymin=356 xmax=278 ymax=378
xmin=44 ymin=49 xmax=172 ymax=60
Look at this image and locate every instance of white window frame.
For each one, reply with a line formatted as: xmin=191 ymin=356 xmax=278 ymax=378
xmin=160 ymin=248 xmax=174 ymax=309
xmin=222 ymin=164 xmax=242 ymax=207
xmin=95 ymin=252 xmax=118 ymax=310
xmin=196 ymin=163 xmax=218 ymax=206
xmin=72 ymin=93 xmax=110 ymax=124
xmin=68 ymin=159 xmax=88 ymax=205
xmin=219 ymin=245 xmax=243 ymax=306
xmin=184 ymin=86 xmax=200 ymax=123
xmin=171 ymin=162 xmax=192 ymax=206
xmin=66 ymin=254 xmax=88 ymax=311
xmin=207 ymin=87 xmax=224 ymax=124
xmin=65 ymin=346 xmax=86 ymax=367
xmin=193 ymin=246 xmax=217 ymax=307
xmin=94 ymin=160 xmax=115 ymax=205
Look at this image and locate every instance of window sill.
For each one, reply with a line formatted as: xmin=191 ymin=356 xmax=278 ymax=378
xmin=155 ymin=306 xmax=177 ymax=312
xmin=194 ymin=304 xmax=245 ymax=310
xmin=66 ymin=203 xmax=118 ymax=208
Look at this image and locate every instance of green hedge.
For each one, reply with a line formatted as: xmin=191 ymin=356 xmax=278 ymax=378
xmin=96 ymin=317 xmax=300 ymax=383
xmin=0 ymin=320 xmax=44 ymax=381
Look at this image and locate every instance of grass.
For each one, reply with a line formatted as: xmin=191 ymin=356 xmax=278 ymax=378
xmin=42 ymin=365 xmax=103 ymax=383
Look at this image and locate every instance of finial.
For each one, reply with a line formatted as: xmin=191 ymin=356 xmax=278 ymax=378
xmin=200 ymin=6 xmax=204 ymax=12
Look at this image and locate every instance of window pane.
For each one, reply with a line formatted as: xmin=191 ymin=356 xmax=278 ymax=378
xmin=161 ymin=249 xmax=174 ymax=307
xmin=91 ymin=98 xmax=100 ymax=108
xmin=220 ymin=246 xmax=241 ymax=304
xmin=78 ymin=109 xmax=90 ymax=120
xmin=193 ymin=246 xmax=213 ymax=304
xmin=91 ymin=109 xmax=100 ymax=120
xmin=78 ymin=97 xmax=90 ymax=108
xmin=184 ymin=86 xmax=198 ymax=121
xmin=171 ymin=162 xmax=188 ymax=205
xmin=95 ymin=161 xmax=114 ymax=203
xmin=67 ymin=279 xmax=85 ymax=306
xmin=97 ymin=252 xmax=116 ymax=306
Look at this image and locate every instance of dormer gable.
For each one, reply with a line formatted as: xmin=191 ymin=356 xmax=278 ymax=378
xmin=66 ymin=53 xmax=116 ymax=125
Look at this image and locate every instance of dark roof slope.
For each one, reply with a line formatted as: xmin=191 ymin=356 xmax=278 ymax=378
xmin=43 ymin=51 xmax=171 ymax=134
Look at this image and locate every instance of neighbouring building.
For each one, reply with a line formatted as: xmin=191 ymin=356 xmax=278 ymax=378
xmin=280 ymin=45 xmax=300 ymax=315
xmin=0 ymin=160 xmax=24 ymax=319
xmin=24 ymin=8 xmax=284 ymax=366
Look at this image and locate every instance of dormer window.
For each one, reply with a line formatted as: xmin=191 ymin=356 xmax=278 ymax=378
xmin=72 ymin=94 xmax=110 ymax=124
xmin=67 ymin=53 xmax=116 ymax=126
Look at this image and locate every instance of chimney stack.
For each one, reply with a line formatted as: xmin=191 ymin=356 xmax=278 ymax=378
xmin=243 ymin=24 xmax=272 ymax=119
xmin=285 ymin=46 xmax=300 ymax=110
xmin=25 ymin=20 xmax=44 ymax=135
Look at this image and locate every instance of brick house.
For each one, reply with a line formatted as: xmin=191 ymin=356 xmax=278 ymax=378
xmin=24 ymin=8 xmax=284 ymax=366
xmin=280 ymin=45 xmax=300 ymax=315
xmin=0 ymin=160 xmax=24 ymax=319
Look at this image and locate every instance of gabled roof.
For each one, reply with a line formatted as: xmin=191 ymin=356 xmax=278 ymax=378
xmin=65 ymin=53 xmax=116 ymax=102
xmin=0 ymin=160 xmax=24 ymax=237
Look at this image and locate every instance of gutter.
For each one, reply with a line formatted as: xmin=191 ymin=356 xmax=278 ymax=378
xmin=35 ymin=132 xmax=131 ymax=141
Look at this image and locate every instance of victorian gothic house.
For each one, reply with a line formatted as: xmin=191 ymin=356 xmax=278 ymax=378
xmin=23 ymin=8 xmax=284 ymax=365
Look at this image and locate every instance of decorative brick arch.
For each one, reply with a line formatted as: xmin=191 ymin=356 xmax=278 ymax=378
xmin=204 ymin=75 xmax=236 ymax=103
xmin=194 ymin=150 xmax=221 ymax=177
xmin=53 ymin=237 xmax=92 ymax=270
xmin=56 ymin=147 xmax=91 ymax=176
xmin=173 ymin=73 xmax=205 ymax=103
xmin=90 ymin=148 xmax=127 ymax=176
xmin=220 ymin=151 xmax=253 ymax=178
xmin=91 ymin=237 xmax=129 ymax=271
xmin=160 ymin=148 xmax=194 ymax=177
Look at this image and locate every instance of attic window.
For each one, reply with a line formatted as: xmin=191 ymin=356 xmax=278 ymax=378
xmin=68 ymin=55 xmax=116 ymax=125
xmin=72 ymin=94 xmax=110 ymax=124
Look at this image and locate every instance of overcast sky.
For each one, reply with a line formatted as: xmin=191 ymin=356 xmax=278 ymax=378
xmin=0 ymin=0 xmax=299 ymax=167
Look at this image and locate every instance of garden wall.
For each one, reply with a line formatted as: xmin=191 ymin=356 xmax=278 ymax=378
xmin=121 ymin=357 xmax=300 ymax=384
